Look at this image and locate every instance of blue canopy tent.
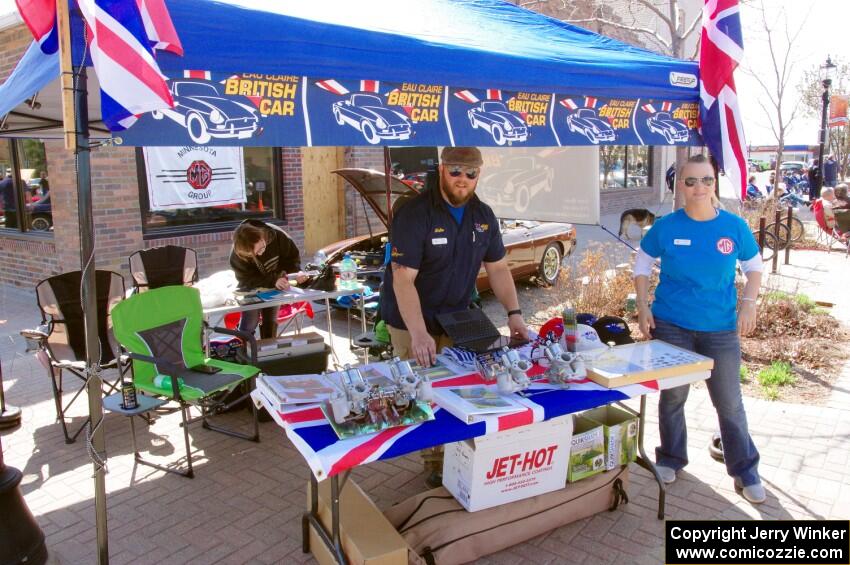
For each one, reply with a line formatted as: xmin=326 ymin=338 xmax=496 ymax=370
xmin=0 ymin=1 xmax=704 ymax=562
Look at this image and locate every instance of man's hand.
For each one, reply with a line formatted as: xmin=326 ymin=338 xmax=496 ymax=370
xmin=638 ymin=303 xmax=655 ymax=339
xmin=508 ymin=314 xmax=529 ymax=340
xmin=737 ymin=301 xmax=757 ymax=336
xmin=410 ymin=330 xmax=437 ymax=368
xmin=275 ymin=275 xmax=291 ymax=291
xmin=294 ymin=271 xmax=309 ymax=285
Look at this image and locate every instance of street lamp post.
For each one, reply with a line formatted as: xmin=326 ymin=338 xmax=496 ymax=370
xmin=815 ymin=56 xmax=837 ymax=200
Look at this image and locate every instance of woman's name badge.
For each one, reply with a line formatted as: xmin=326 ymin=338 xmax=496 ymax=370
xmin=431 ymin=237 xmax=448 ymax=245
xmin=673 ymin=239 xmax=691 ymax=246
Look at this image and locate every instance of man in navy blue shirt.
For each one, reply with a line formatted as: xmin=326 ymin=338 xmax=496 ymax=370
xmin=382 ymin=147 xmax=529 ymax=368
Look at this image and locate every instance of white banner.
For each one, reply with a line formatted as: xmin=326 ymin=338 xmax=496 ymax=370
xmin=143 ymin=146 xmax=246 ymax=210
xmin=451 ymin=147 xmax=601 ymax=225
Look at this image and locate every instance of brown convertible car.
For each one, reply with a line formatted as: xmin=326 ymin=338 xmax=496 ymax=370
xmin=317 ymin=169 xmax=576 ymax=290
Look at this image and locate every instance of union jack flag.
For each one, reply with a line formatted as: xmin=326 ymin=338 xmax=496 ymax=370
xmin=257 ymin=365 xmax=709 ymax=479
xmin=699 ymin=0 xmax=747 ymax=199
xmin=16 ymin=0 xmax=182 ymax=131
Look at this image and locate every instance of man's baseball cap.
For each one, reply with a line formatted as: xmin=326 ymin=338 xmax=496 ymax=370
xmin=440 ymin=146 xmax=483 ymax=167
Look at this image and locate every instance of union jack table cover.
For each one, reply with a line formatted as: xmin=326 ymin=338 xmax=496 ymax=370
xmin=253 ymin=363 xmax=709 ymax=481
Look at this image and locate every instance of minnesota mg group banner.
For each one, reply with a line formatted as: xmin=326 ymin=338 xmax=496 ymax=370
xmin=143 ymin=146 xmax=246 ymax=210
xmin=117 ymin=71 xmax=703 ymax=148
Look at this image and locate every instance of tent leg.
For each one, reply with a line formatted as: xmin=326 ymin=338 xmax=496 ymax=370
xmin=73 ymin=64 xmax=110 ymax=564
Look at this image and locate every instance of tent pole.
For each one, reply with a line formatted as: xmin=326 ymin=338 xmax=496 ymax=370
xmin=383 ymin=147 xmax=392 ymax=225
xmin=59 ymin=0 xmax=110 ymax=558
xmin=73 ymin=63 xmax=110 ymax=565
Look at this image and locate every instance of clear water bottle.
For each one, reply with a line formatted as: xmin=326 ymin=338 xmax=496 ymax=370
xmin=339 ymin=252 xmax=357 ymax=290
xmin=562 ymin=303 xmax=577 ymax=353
xmin=154 ymin=374 xmax=184 ymax=393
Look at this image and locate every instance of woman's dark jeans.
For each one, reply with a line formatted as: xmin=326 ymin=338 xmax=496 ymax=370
xmin=652 ymin=318 xmax=761 ymax=486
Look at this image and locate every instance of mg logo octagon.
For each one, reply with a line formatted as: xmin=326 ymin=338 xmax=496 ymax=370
xmin=186 ymin=160 xmax=212 ymax=190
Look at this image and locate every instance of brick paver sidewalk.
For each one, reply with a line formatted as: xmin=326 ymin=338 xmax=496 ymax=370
xmin=1 ymin=249 xmax=848 ymax=564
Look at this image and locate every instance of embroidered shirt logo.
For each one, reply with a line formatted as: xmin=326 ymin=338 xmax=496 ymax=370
xmin=434 ymin=227 xmax=445 ymax=233
xmin=391 ymin=246 xmax=404 ymax=258
xmin=474 ymin=223 xmax=489 ymax=232
xmin=716 ymin=237 xmax=735 ymax=255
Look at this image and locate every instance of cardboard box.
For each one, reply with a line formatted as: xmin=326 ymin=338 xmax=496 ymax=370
xmin=256 ymin=331 xmax=325 ymax=360
xmin=568 ymin=414 xmax=605 ymax=482
xmin=307 ymin=477 xmax=407 ymax=565
xmin=442 ymin=416 xmax=572 ymax=512
xmin=582 ymin=405 xmax=638 ymax=470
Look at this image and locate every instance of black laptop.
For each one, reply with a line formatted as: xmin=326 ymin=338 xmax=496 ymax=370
xmin=436 ymin=308 xmax=528 ymax=354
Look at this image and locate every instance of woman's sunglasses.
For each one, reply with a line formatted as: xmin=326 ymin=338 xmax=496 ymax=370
xmin=447 ymin=165 xmax=479 ymax=180
xmin=683 ymin=176 xmax=716 ymax=187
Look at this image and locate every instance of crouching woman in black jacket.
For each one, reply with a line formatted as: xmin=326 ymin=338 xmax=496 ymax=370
xmin=230 ymin=219 xmax=308 ymax=338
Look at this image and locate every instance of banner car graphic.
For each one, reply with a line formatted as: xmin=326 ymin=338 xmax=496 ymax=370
xmin=118 ymin=71 xmax=703 ymax=147
xmin=143 ymin=146 xmax=246 ymax=210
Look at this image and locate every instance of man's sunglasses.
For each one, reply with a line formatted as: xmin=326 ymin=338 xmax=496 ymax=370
xmin=447 ymin=165 xmax=479 ymax=180
xmin=683 ymin=176 xmax=716 ymax=187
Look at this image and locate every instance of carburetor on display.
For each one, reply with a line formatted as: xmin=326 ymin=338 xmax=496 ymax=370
xmin=328 ymin=359 xmax=432 ymax=426
xmin=541 ymin=339 xmax=586 ymax=385
xmin=477 ymin=346 xmax=532 ymax=395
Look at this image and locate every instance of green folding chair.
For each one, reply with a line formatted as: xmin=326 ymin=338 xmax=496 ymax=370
xmin=111 ymin=285 xmax=260 ymax=478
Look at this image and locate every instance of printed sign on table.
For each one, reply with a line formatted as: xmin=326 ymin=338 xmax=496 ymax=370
xmin=143 ymin=146 xmax=245 ymax=210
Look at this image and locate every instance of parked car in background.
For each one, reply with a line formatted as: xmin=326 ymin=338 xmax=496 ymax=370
xmin=780 ymin=161 xmax=807 ymax=173
xmin=25 ymin=193 xmax=52 ymax=231
xmin=319 ymin=169 xmax=576 ymax=289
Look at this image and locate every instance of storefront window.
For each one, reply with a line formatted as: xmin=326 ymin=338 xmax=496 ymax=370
xmin=0 ymin=139 xmax=52 ymax=233
xmin=138 ymin=146 xmax=282 ymax=236
xmin=599 ymin=146 xmax=652 ymax=190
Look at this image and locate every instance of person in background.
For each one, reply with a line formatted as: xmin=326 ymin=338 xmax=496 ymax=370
xmin=809 ymin=159 xmax=822 ymax=200
xmin=832 ymin=183 xmax=850 ymax=210
xmin=230 ymin=219 xmax=308 ymax=338
xmin=665 ymin=163 xmax=676 ymax=193
xmin=823 ymin=155 xmax=837 ymax=188
xmin=39 ymin=171 xmax=49 ymax=196
xmin=0 ymin=172 xmax=17 ymax=229
xmin=765 ymin=172 xmax=775 ymax=195
xmin=745 ymin=176 xmax=761 ymax=201
xmin=633 ymin=154 xmax=766 ymax=504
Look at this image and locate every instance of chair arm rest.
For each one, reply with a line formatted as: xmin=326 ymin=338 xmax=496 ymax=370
xmin=20 ymin=328 xmax=49 ymax=340
xmin=209 ymin=326 xmax=258 ymax=365
xmin=125 ymin=352 xmax=188 ymax=399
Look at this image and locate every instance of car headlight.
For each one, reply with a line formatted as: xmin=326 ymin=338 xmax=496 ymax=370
xmin=209 ymin=109 xmax=224 ymax=125
xmin=376 ymin=118 xmax=387 ymax=129
xmin=505 ymin=122 xmax=513 ymax=132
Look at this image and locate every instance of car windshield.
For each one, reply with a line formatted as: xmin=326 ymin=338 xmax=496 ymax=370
xmin=506 ymin=158 xmax=533 ymax=169
xmin=482 ymin=101 xmax=507 ymax=112
xmin=655 ymin=112 xmax=672 ymax=120
xmin=176 ymin=82 xmax=219 ymax=97
xmin=352 ymin=94 xmax=382 ymax=107
xmin=577 ymin=109 xmax=595 ymax=118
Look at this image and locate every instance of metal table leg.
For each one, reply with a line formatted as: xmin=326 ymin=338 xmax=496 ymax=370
xmin=303 ymin=473 xmax=348 ymax=564
xmin=631 ymin=395 xmax=665 ymax=519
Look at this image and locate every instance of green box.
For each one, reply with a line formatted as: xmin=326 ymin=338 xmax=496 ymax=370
xmin=582 ymin=405 xmax=639 ymax=470
xmin=568 ymin=415 xmax=605 ymax=482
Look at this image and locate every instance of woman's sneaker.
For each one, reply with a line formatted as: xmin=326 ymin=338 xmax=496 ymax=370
xmin=734 ymin=478 xmax=766 ymax=504
xmin=656 ymin=465 xmax=677 ymax=484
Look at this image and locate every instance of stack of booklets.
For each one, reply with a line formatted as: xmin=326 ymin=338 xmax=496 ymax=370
xmin=432 ymin=386 xmax=526 ymax=424
xmin=256 ymin=373 xmax=337 ymax=413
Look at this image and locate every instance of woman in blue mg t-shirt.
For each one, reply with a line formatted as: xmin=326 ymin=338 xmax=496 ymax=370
xmin=633 ymin=155 xmax=766 ymax=504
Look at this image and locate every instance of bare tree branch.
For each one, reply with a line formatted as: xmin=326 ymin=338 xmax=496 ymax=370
xmin=568 ymin=16 xmax=671 ymax=49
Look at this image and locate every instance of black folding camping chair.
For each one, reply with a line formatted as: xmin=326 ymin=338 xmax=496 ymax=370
xmin=21 ymin=270 xmax=126 ymax=443
xmin=128 ymin=245 xmax=199 ymax=293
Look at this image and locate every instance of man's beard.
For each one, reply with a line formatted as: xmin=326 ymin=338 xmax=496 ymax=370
xmin=440 ymin=174 xmax=475 ymax=206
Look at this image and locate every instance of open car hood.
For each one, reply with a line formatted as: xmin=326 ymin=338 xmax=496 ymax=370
xmin=332 ymin=168 xmax=421 ymax=228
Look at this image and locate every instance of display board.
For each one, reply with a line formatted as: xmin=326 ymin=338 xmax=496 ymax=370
xmin=475 ymin=146 xmax=600 ymax=224
xmin=585 ymin=340 xmax=714 ymax=388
